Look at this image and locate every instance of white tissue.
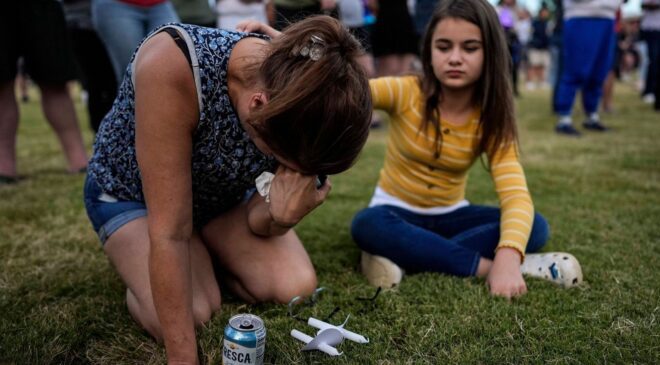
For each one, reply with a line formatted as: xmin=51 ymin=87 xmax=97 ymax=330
xmin=255 ymin=171 xmax=275 ymax=202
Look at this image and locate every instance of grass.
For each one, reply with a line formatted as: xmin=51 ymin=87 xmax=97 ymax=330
xmin=1 ymin=83 xmax=659 ymax=364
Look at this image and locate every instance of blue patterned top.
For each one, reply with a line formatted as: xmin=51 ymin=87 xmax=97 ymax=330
xmin=89 ymin=23 xmax=277 ymax=227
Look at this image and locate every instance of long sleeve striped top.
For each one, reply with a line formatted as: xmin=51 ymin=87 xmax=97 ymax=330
xmin=371 ymin=76 xmax=534 ymax=257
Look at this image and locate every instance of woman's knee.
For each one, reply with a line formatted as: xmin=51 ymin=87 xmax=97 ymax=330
xmin=276 ymin=268 xmax=317 ymax=304
xmin=126 ymin=285 xmax=222 ymax=338
xmin=251 ymin=265 xmax=318 ymax=304
xmin=126 ymin=289 xmax=163 ymax=340
xmin=192 ymin=293 xmax=221 ymax=325
xmin=527 ymin=212 xmax=550 ymax=253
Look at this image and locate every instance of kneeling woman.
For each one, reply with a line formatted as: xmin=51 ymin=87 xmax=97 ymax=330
xmin=83 ymin=17 xmax=371 ymax=363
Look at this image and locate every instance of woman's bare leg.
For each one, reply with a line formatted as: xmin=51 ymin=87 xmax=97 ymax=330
xmin=103 ymin=217 xmax=221 ymax=339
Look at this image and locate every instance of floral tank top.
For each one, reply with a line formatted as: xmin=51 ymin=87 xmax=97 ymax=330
xmin=88 ymin=23 xmax=276 ymax=227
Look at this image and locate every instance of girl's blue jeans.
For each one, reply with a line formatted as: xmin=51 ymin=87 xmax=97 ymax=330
xmin=351 ymin=205 xmax=549 ymax=277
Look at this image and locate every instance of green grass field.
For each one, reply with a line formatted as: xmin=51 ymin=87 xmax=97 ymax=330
xmin=1 ymin=84 xmax=659 ymax=364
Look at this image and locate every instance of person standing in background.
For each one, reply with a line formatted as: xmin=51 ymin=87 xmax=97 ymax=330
xmin=0 ymin=0 xmax=89 ymax=184
xmin=91 ymin=0 xmax=180 ymax=84
xmin=601 ymin=9 xmax=625 ymax=114
xmin=63 ymin=0 xmax=118 ymax=133
xmin=216 ymin=0 xmax=268 ymax=31
xmin=171 ymin=0 xmax=216 ymax=27
xmin=497 ymin=0 xmax=522 ymax=96
xmin=370 ymin=0 xmax=419 ymax=76
xmin=516 ymin=7 xmax=532 ymax=90
xmin=549 ymin=0 xmax=564 ymax=112
xmin=640 ymin=0 xmax=660 ymax=105
xmin=553 ymin=0 xmax=625 ymax=136
xmin=272 ymin=0 xmax=337 ymax=30
xmin=339 ymin=0 xmax=384 ymax=127
xmin=413 ymin=0 xmax=440 ymax=39
xmin=15 ymin=58 xmax=31 ymax=103
xmin=338 ymin=0 xmax=375 ymax=77
xmin=656 ymin=52 xmax=660 ymax=110
xmin=527 ymin=5 xmax=552 ymax=90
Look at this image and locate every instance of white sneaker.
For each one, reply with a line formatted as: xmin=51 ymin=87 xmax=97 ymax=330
xmin=360 ymin=251 xmax=403 ymax=289
xmin=642 ymin=94 xmax=655 ymax=104
xmin=521 ymin=252 xmax=583 ymax=288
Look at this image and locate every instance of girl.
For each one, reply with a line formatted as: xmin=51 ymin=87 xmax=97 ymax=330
xmin=351 ymin=0 xmax=582 ymax=298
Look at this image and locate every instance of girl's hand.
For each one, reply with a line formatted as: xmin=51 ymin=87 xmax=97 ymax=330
xmin=235 ymin=20 xmax=282 ymax=39
xmin=487 ymin=248 xmax=527 ymax=298
xmin=267 ymin=165 xmax=331 ymax=228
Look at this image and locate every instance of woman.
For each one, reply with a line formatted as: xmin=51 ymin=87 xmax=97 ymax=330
xmin=84 ymin=16 xmax=371 ymax=363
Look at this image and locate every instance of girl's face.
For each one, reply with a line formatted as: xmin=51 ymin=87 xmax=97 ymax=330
xmin=430 ymin=17 xmax=484 ymax=93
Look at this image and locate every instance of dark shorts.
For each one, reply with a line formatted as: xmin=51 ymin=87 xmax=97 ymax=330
xmin=83 ymin=174 xmax=147 ymax=245
xmin=0 ymin=0 xmax=78 ymax=84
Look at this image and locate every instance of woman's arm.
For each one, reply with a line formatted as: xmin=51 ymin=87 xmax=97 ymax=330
xmin=134 ymin=33 xmax=200 ymax=364
xmin=247 ymin=166 xmax=331 ymax=236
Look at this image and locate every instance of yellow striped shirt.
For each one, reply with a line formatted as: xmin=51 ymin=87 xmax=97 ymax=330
xmin=371 ymin=76 xmax=534 ymax=257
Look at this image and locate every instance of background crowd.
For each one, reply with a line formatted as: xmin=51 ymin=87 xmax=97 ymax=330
xmin=1 ymin=0 xmax=659 ymax=180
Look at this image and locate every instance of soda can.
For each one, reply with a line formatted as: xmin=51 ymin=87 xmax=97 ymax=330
xmin=222 ymin=313 xmax=266 ymax=365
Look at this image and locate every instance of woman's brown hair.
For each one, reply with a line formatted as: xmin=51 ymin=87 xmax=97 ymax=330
xmin=251 ymin=15 xmax=372 ymax=175
xmin=419 ymin=0 xmax=518 ymax=161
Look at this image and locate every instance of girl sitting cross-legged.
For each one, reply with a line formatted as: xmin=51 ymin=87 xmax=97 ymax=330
xmin=351 ymin=0 xmax=583 ymax=298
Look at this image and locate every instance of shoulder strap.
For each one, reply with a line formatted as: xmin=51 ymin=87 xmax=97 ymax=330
xmin=160 ymin=27 xmax=194 ymax=71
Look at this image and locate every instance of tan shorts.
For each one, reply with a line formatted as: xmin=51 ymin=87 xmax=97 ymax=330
xmin=528 ymin=49 xmax=551 ymax=68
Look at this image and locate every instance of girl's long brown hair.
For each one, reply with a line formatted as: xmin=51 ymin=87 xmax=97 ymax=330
xmin=419 ymin=0 xmax=518 ymax=161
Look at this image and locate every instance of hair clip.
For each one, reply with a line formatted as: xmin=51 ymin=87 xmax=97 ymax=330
xmin=296 ymin=34 xmax=326 ymax=61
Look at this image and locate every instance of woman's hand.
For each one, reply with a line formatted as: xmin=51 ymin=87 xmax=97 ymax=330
xmin=267 ymin=165 xmax=331 ymax=228
xmin=486 ymin=247 xmax=527 ymax=298
xmin=235 ymin=20 xmax=282 ymax=39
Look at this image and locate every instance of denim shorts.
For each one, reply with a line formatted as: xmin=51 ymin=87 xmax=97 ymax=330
xmin=83 ymin=174 xmax=147 ymax=245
